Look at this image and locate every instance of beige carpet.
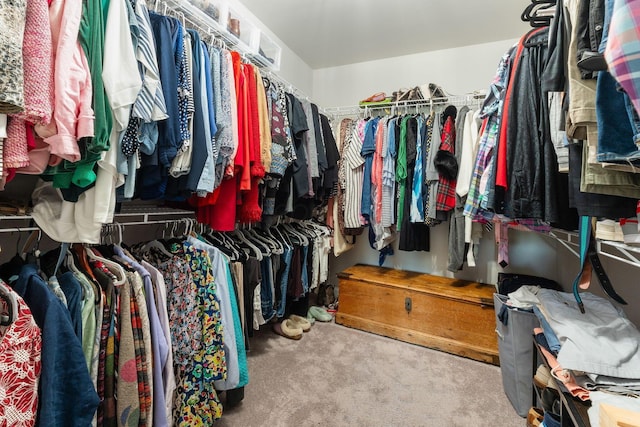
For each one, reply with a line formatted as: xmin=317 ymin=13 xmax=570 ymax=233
xmin=216 ymin=321 xmax=524 ymax=427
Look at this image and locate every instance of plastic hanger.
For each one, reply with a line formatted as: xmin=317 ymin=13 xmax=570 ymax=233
xmin=85 ymin=246 xmax=127 ymax=287
xmin=140 ymin=239 xmax=174 ymax=258
xmin=521 ymin=1 xmax=555 ymax=27
xmin=282 ymin=223 xmax=308 ymax=246
xmin=270 ymin=225 xmax=292 ymax=249
xmin=0 ymin=284 xmax=16 ymax=326
xmin=246 ymin=228 xmax=280 ymax=255
xmin=232 ymin=230 xmax=264 ymax=260
xmin=255 ymin=227 xmax=285 ymax=254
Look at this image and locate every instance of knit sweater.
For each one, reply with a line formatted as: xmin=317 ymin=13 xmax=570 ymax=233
xmin=0 ymin=0 xmax=26 ymax=114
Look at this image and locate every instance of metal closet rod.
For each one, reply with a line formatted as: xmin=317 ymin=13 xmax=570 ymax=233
xmin=0 ymin=219 xmax=195 ymax=234
xmin=325 ymin=93 xmax=486 ymax=115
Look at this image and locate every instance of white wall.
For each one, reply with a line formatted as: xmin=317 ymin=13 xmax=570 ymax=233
xmin=312 ymin=38 xmax=519 ymax=107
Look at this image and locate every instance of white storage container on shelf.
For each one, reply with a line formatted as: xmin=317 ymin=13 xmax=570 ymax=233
xmin=185 ymin=0 xmax=226 ymax=24
xmin=225 ymin=3 xmax=258 ymax=54
xmin=250 ymin=29 xmax=282 ymax=71
xmin=179 ymin=0 xmax=231 ymax=44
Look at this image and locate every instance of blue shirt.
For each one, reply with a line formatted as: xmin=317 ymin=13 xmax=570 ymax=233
xmin=360 ymin=118 xmax=380 ymax=220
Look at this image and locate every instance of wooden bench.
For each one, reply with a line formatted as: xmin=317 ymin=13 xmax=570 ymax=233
xmin=336 ymin=264 xmax=499 ymax=365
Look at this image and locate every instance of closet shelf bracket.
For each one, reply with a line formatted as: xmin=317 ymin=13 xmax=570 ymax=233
xmin=546 ymin=228 xmax=640 ymax=269
xmin=597 ymin=240 xmax=640 ymax=268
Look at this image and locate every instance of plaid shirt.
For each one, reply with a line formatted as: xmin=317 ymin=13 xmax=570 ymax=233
xmin=464 ymin=48 xmax=513 ymax=220
xmin=464 ymin=116 xmax=499 ymax=219
xmin=606 ymin=0 xmax=640 ymax=118
xmin=436 ymin=116 xmax=457 ymax=211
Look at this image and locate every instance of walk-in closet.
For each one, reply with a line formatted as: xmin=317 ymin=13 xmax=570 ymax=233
xmin=1 ymin=0 xmax=639 ymax=425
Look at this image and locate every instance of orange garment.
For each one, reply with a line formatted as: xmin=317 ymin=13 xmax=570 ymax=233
xmin=254 ymin=67 xmax=272 ymax=173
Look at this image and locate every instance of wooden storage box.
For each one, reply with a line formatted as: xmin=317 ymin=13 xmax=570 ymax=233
xmin=336 ymin=264 xmax=499 ymax=365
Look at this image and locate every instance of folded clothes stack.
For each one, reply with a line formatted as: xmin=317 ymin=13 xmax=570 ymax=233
xmin=595 ymin=219 xmax=625 ymax=242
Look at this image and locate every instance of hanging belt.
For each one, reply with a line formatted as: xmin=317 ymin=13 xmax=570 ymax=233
xmin=572 ymin=216 xmax=627 ymax=313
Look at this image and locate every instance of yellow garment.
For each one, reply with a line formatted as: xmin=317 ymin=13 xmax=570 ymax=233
xmin=254 ymin=67 xmax=272 ymax=173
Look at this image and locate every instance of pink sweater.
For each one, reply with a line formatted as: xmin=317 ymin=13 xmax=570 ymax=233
xmin=34 ymin=0 xmax=94 ymax=163
xmin=5 ymin=0 xmax=55 ymax=170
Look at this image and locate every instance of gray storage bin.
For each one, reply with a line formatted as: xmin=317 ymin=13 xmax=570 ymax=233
xmin=493 ymin=293 xmax=540 ymax=418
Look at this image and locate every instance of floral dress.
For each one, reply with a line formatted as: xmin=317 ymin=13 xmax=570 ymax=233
xmin=148 ymin=242 xmax=227 ymax=425
xmin=0 ymin=280 xmax=42 ymax=427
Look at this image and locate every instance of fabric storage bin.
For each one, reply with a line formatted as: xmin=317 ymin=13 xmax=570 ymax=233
xmin=494 ymin=293 xmax=540 ymax=417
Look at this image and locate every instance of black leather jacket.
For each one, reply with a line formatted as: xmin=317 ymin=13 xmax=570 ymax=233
xmin=505 ymin=28 xmax=560 ymax=223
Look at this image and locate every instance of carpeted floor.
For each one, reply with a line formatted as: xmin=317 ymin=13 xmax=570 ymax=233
xmin=216 ymin=321 xmax=524 ymax=427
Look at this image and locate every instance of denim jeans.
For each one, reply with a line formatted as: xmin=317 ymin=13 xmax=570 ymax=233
xmin=276 ymin=248 xmax=293 ymax=318
xmin=599 ymin=0 xmax=614 ymax=53
xmin=260 ymin=257 xmax=276 ymax=322
xmin=301 ymin=245 xmax=310 ymax=295
xmin=596 ymin=70 xmax=640 ymax=163
xmin=533 ymin=306 xmax=561 ymax=353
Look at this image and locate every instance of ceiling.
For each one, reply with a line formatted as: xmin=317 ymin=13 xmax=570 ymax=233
xmin=239 ymin=0 xmax=533 ymax=69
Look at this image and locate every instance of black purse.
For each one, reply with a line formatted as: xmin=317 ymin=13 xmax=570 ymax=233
xmin=497 ymin=272 xmax=562 ymax=296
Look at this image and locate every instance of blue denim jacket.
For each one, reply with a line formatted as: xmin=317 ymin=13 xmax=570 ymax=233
xmin=12 ymin=264 xmax=99 ymax=427
xmin=360 ymin=118 xmax=380 ymax=220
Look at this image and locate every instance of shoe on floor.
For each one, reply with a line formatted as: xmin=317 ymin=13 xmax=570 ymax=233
xmin=308 ymin=306 xmax=333 ymax=322
xmin=306 ymin=313 xmax=316 ymax=325
xmin=289 ymin=314 xmax=311 ymax=332
xmin=526 ymin=407 xmax=544 ymax=427
xmin=533 ymin=364 xmax=558 ymax=392
xmin=273 ymin=319 xmax=303 ymax=340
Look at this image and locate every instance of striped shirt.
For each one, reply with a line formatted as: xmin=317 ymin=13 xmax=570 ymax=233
xmin=382 ymin=118 xmax=397 ymax=227
xmin=343 ymin=120 xmax=365 ymax=229
xmin=131 ymin=0 xmax=167 ymax=122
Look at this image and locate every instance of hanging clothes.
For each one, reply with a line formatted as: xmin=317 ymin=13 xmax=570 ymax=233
xmin=0 ymin=280 xmax=42 ymax=427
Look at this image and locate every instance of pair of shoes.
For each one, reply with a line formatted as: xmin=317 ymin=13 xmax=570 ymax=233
xmin=391 ymin=88 xmax=410 ymax=102
xmin=533 ymin=364 xmax=559 ymax=392
xmin=360 ymin=92 xmax=387 ymax=104
xmin=273 ymin=319 xmax=303 ymax=340
xmin=289 ymin=314 xmax=311 ymax=332
xmin=526 ymin=407 xmax=544 ymax=427
xmin=533 ymin=365 xmax=561 ymax=414
xmin=308 ymin=306 xmax=332 ymax=322
xmin=306 ymin=313 xmax=316 ymax=325
xmin=418 ymin=83 xmax=450 ymax=102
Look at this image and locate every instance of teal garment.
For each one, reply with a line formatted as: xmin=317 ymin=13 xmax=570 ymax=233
xmin=225 ymin=262 xmax=249 ymax=387
xmin=395 ymin=117 xmax=409 ymax=231
xmin=74 ymin=271 xmax=97 ymax=372
xmin=190 ymin=235 xmax=248 ymax=389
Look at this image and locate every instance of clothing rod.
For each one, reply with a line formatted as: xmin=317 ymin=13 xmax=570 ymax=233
xmin=324 ymin=93 xmax=486 ymax=116
xmin=0 ymin=227 xmax=40 ymax=234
